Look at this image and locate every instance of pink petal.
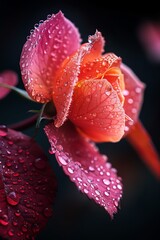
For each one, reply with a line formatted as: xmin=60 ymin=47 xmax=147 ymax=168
xmin=44 ymin=122 xmax=123 ymax=217
xmin=121 ymin=63 xmax=145 ymax=134
xmin=0 ymin=71 xmax=18 ymax=100
xmin=68 ymin=79 xmax=125 ymax=142
xmin=53 ymin=31 xmax=105 ymax=128
xmin=20 ymin=11 xmax=81 ymax=103
xmin=138 ymin=22 xmax=160 ymax=62
xmin=0 ymin=126 xmax=57 ymax=240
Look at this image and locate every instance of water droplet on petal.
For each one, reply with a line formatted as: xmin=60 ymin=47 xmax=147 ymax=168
xmin=105 ymin=90 xmax=111 ymax=96
xmin=57 ymin=155 xmax=67 ymax=166
xmin=49 ymin=147 xmax=55 ymax=154
xmin=89 ymin=166 xmax=95 ymax=172
xmin=21 ymin=225 xmax=28 ymax=232
xmin=67 ymin=167 xmax=74 ymax=174
xmin=34 ymin=158 xmax=46 ymax=169
xmin=8 ymin=229 xmax=14 ymax=236
xmin=43 ymin=207 xmax=53 ymax=217
xmin=7 ymin=191 xmax=20 ymax=206
xmin=8 ymin=141 xmax=13 ymax=145
xmin=15 ymin=210 xmax=21 ymax=217
xmin=117 ymin=184 xmax=122 ymax=190
xmin=103 ymin=179 xmax=110 ymax=185
xmin=104 ymin=191 xmax=110 ymax=196
xmin=56 ymin=145 xmax=63 ymax=151
xmin=0 ymin=215 xmax=9 ymax=226
xmin=135 ymin=87 xmax=141 ymax=93
xmin=123 ymin=89 xmax=129 ymax=96
xmin=84 ymin=188 xmax=89 ymax=194
xmin=0 ymin=125 xmax=8 ymax=136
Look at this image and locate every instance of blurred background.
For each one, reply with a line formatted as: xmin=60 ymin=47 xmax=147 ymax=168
xmin=0 ymin=1 xmax=160 ymax=240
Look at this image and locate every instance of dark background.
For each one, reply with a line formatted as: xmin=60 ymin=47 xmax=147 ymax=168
xmin=0 ymin=1 xmax=160 ymax=240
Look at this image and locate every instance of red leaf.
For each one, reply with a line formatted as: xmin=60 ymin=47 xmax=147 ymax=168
xmin=44 ymin=121 xmax=123 ymax=218
xmin=0 ymin=126 xmax=57 ymax=240
xmin=0 ymin=71 xmax=18 ymax=100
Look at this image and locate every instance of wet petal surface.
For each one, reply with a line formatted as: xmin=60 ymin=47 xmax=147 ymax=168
xmin=44 ymin=122 xmax=123 ymax=217
xmin=121 ymin=63 xmax=145 ymax=134
xmin=20 ymin=11 xmax=81 ymax=103
xmin=53 ymin=31 xmax=106 ymax=128
xmin=0 ymin=127 xmax=57 ymax=240
xmin=69 ymin=79 xmax=125 ymax=142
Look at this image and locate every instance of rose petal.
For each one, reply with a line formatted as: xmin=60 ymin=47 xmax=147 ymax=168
xmin=138 ymin=22 xmax=160 ymax=62
xmin=44 ymin=122 xmax=123 ymax=217
xmin=0 ymin=71 xmax=18 ymax=100
xmin=0 ymin=126 xmax=57 ymax=240
xmin=127 ymin=120 xmax=160 ymax=179
xmin=69 ymin=79 xmax=125 ymax=142
xmin=79 ymin=53 xmax=124 ymax=104
xmin=121 ymin=63 xmax=145 ymax=134
xmin=53 ymin=49 xmax=84 ymax=128
xmin=79 ymin=53 xmax=121 ymax=80
xmin=81 ymin=31 xmax=105 ymax=64
xmin=53 ymin=31 xmax=105 ymax=128
xmin=20 ymin=11 xmax=81 ymax=103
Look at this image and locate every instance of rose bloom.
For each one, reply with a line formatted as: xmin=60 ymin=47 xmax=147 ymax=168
xmin=20 ymin=11 xmax=160 ymax=217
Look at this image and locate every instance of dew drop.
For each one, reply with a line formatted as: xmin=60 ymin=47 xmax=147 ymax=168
xmin=57 ymin=155 xmax=67 ymax=166
xmin=12 ymin=221 xmax=18 ymax=226
xmin=15 ymin=210 xmax=21 ymax=217
xmin=7 ymin=191 xmax=20 ymax=206
xmin=128 ymin=98 xmax=133 ymax=104
xmin=124 ymin=126 xmax=129 ymax=132
xmin=0 ymin=215 xmax=9 ymax=226
xmin=117 ymin=184 xmax=122 ymax=190
xmin=0 ymin=125 xmax=8 ymax=136
xmin=67 ymin=167 xmax=74 ymax=174
xmin=43 ymin=207 xmax=53 ymax=217
xmin=34 ymin=158 xmax=46 ymax=169
xmin=135 ymin=87 xmax=141 ymax=93
xmin=18 ymin=157 xmax=25 ymax=163
xmin=103 ymin=179 xmax=110 ymax=185
xmin=49 ymin=147 xmax=55 ymax=154
xmin=84 ymin=188 xmax=89 ymax=194
xmin=21 ymin=225 xmax=28 ymax=232
xmin=105 ymin=91 xmax=111 ymax=96
xmin=56 ymin=145 xmax=63 ymax=151
xmin=8 ymin=229 xmax=14 ymax=237
xmin=123 ymin=89 xmax=129 ymax=96
xmin=104 ymin=191 xmax=110 ymax=196
xmin=89 ymin=166 xmax=95 ymax=172
xmin=8 ymin=141 xmax=13 ymax=145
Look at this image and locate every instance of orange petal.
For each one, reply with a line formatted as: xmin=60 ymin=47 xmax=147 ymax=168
xmin=53 ymin=31 xmax=105 ymax=128
xmin=127 ymin=120 xmax=160 ymax=179
xmin=79 ymin=53 xmax=121 ymax=80
xmin=104 ymin=67 xmax=125 ymax=105
xmin=69 ymin=79 xmax=125 ymax=142
xmin=53 ymin=49 xmax=84 ymax=128
xmin=81 ymin=31 xmax=105 ymax=65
